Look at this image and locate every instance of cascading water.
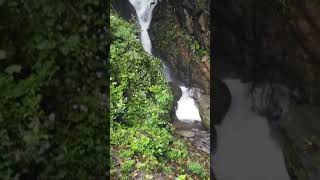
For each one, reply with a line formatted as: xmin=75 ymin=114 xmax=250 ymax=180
xmin=176 ymin=87 xmax=202 ymax=121
xmin=129 ymin=0 xmax=202 ymax=122
xmin=129 ymin=0 xmax=157 ymax=54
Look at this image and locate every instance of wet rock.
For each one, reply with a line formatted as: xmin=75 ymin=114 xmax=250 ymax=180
xmin=176 ymin=130 xmax=195 ymax=138
xmin=213 ymin=78 xmax=231 ymax=124
xmin=196 ymin=94 xmax=210 ymax=129
xmin=150 ymin=1 xmax=210 ymax=94
xmin=216 ymin=0 xmax=320 ymax=105
xmin=188 ymin=87 xmax=201 ymax=100
xmin=196 ymin=131 xmax=210 ymax=139
xmin=168 ymin=82 xmax=182 ymax=102
xmin=250 ymin=83 xmax=290 ymax=121
xmin=194 ymin=138 xmax=210 ymax=154
xmin=279 ymin=104 xmax=320 ymax=180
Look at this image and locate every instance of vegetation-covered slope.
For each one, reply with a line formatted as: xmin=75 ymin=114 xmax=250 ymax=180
xmin=110 ymin=13 xmax=209 ymax=179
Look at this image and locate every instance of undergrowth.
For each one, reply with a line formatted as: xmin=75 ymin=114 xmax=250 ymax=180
xmin=110 ymin=13 xmax=209 ymax=179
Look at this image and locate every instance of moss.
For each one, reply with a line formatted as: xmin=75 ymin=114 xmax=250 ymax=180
xmin=151 ymin=4 xmax=210 ymax=64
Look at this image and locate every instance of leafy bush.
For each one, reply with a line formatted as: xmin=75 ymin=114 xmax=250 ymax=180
xmin=0 ymin=0 xmax=108 ymax=179
xmin=188 ymin=162 xmax=206 ymax=177
xmin=176 ymin=175 xmax=187 ymax=180
xmin=167 ymin=140 xmax=188 ymax=160
xmin=121 ymin=160 xmax=135 ymax=174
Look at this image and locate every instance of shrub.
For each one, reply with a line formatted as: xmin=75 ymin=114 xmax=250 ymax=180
xmin=0 ymin=0 xmax=108 ymax=179
xmin=188 ymin=162 xmax=205 ymax=177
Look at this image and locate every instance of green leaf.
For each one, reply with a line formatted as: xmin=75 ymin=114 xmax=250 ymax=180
xmin=5 ymin=65 xmax=21 ymax=74
xmin=0 ymin=49 xmax=6 ymax=60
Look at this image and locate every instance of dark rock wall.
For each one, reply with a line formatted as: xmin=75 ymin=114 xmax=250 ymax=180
xmin=170 ymin=0 xmax=210 ymax=50
xmin=215 ymin=1 xmax=320 ymax=179
xmin=215 ymin=0 xmax=320 ymax=105
xmin=150 ymin=0 xmax=211 ymax=94
xmin=111 ymin=0 xmax=135 ymax=20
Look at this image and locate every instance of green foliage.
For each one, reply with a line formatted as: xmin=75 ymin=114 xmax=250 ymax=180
xmin=188 ymin=162 xmax=206 ymax=177
xmin=110 ymin=15 xmax=173 ymax=126
xmin=110 ymin=13 xmax=201 ymax=176
xmin=0 ymin=0 xmax=108 ymax=179
xmin=121 ymin=160 xmax=135 ymax=174
xmin=110 ymin=12 xmax=210 ymax=179
xmin=183 ymin=32 xmax=209 ymax=62
xmin=176 ymin=174 xmax=187 ymax=180
xmin=167 ymin=140 xmax=188 ymax=160
xmin=151 ymin=6 xmax=209 ymax=64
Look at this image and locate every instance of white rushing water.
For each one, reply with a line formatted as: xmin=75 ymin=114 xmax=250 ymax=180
xmin=129 ymin=0 xmax=202 ymax=122
xmin=176 ymin=86 xmax=202 ymax=121
xmin=213 ymin=79 xmax=290 ymax=180
xmin=129 ymin=0 xmax=157 ymax=54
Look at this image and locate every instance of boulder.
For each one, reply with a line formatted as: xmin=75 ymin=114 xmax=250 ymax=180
xmin=168 ymin=82 xmax=182 ymax=102
xmin=196 ymin=94 xmax=210 ymax=129
xmin=250 ymin=83 xmax=290 ymax=121
xmin=212 ymin=78 xmax=231 ymax=124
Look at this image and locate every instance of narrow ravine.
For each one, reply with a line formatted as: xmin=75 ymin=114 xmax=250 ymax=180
xmin=213 ymin=79 xmax=290 ymax=180
xmin=129 ymin=0 xmax=202 ymax=124
xmin=129 ymin=0 xmax=209 ymax=154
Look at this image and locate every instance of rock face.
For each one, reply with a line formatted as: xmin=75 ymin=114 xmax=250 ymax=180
xmin=215 ymin=0 xmax=320 ymax=105
xmin=279 ymin=104 xmax=320 ymax=180
xmin=250 ymin=82 xmax=291 ymax=121
xmin=150 ymin=0 xmax=210 ymax=94
xmin=169 ymin=0 xmax=210 ymax=50
xmin=173 ymin=120 xmax=210 ymax=154
xmin=196 ymin=94 xmax=210 ymax=129
xmin=215 ymin=1 xmax=320 ymax=179
xmin=168 ymin=82 xmax=182 ymax=102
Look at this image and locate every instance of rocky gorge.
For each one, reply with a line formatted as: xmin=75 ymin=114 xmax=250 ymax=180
xmin=112 ymin=0 xmax=320 ymax=179
xmin=215 ymin=0 xmax=320 ymax=179
xmin=111 ymin=0 xmax=212 ymax=178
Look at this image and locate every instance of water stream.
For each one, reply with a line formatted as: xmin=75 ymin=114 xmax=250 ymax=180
xmin=213 ymin=79 xmax=290 ymax=180
xmin=129 ymin=0 xmax=202 ymax=123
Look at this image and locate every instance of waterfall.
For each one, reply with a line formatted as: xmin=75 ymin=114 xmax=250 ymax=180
xmin=129 ymin=0 xmax=202 ymax=122
xmin=129 ymin=0 xmax=157 ymax=54
xmin=176 ymin=87 xmax=202 ymax=121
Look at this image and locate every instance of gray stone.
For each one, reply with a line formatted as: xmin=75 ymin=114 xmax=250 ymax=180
xmin=196 ymin=94 xmax=210 ymax=129
xmin=176 ymin=130 xmax=195 ymax=138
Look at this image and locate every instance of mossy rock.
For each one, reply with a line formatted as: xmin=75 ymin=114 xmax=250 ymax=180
xmin=213 ymin=78 xmax=231 ymax=124
xmin=168 ymin=82 xmax=182 ymax=102
xmin=168 ymin=82 xmax=182 ymax=121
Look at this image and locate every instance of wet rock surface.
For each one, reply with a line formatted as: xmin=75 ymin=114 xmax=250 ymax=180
xmin=215 ymin=0 xmax=320 ymax=105
xmin=249 ymin=82 xmax=291 ymax=121
xmin=150 ymin=0 xmax=210 ymax=94
xmin=279 ymin=104 xmax=320 ymax=180
xmin=168 ymin=82 xmax=182 ymax=101
xmin=196 ymin=94 xmax=210 ymax=130
xmin=172 ymin=120 xmax=210 ymax=154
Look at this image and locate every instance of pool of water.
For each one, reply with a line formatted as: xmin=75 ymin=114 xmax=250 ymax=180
xmin=213 ymin=79 xmax=290 ymax=180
